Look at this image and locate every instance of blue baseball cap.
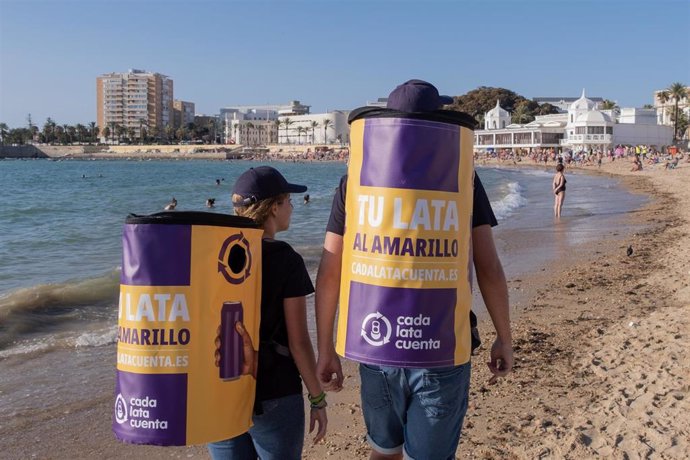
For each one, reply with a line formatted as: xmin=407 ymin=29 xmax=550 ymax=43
xmin=232 ymin=166 xmax=307 ymax=206
xmin=386 ymin=79 xmax=454 ymax=112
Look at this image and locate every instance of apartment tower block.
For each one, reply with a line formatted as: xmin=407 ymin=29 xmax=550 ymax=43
xmin=96 ymin=69 xmax=173 ymax=141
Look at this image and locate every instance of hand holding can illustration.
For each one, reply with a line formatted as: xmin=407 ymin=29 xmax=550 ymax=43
xmin=215 ymin=302 xmax=257 ymax=379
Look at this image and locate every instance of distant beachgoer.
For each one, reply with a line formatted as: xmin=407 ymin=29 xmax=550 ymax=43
xmin=164 ymin=197 xmax=177 ymax=210
xmin=303 ymin=194 xmax=310 ymax=204
xmin=553 ymin=164 xmax=566 ymax=218
xmin=206 ymin=198 xmax=216 ymax=208
xmin=215 ymin=179 xmax=221 ymax=186
xmin=630 ymin=158 xmax=643 ymax=172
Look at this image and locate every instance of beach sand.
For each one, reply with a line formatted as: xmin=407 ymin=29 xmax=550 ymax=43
xmin=1 ymin=157 xmax=688 ymax=459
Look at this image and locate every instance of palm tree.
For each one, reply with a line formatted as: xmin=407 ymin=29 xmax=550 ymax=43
xmin=74 ymin=124 xmax=84 ymax=144
xmin=667 ymin=82 xmax=689 ymax=142
xmin=246 ymin=122 xmax=255 ymax=146
xmin=115 ymin=124 xmax=126 ymax=144
xmin=0 ymin=122 xmax=8 ymax=145
xmin=176 ymin=126 xmax=186 ymax=142
xmin=657 ymin=90 xmax=670 ymax=125
xmin=511 ymin=104 xmax=531 ymax=124
xmin=139 ymin=118 xmax=148 ymax=144
xmin=282 ymin=118 xmax=293 ymax=144
xmin=271 ymin=119 xmax=281 ymax=144
xmin=43 ymin=118 xmax=56 ymax=143
xmin=310 ymin=120 xmax=320 ymax=144
xmin=66 ymin=125 xmax=77 ymax=144
xmin=88 ymin=121 xmax=98 ymax=143
xmin=164 ymin=124 xmax=174 ymax=141
xmin=207 ymin=119 xmax=217 ymax=144
xmin=149 ymin=125 xmax=160 ymax=142
xmin=233 ymin=122 xmax=239 ymax=144
xmin=54 ymin=125 xmax=65 ymax=144
xmin=102 ymin=126 xmax=111 ymax=142
xmin=108 ymin=122 xmax=117 ymax=144
xmin=322 ymin=119 xmax=333 ymax=144
xmin=600 ymin=99 xmax=618 ymax=110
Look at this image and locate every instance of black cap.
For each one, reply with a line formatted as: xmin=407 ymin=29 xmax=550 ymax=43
xmin=386 ymin=79 xmax=453 ymax=112
xmin=232 ymin=166 xmax=307 ymax=206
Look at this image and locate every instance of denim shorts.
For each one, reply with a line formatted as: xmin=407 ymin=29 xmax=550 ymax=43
xmin=359 ymin=362 xmax=471 ymax=460
xmin=207 ymin=393 xmax=305 ymax=460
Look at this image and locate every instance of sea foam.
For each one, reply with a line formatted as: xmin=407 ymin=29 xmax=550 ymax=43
xmin=491 ymin=182 xmax=527 ymax=220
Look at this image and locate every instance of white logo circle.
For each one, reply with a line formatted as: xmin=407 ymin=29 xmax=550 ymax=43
xmin=361 ymin=312 xmax=392 ymax=347
xmin=115 ymin=393 xmax=128 ymax=424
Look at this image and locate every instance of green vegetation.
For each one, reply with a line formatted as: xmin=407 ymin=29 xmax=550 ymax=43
xmin=666 ymin=82 xmax=689 ymax=141
xmin=447 ymin=86 xmax=560 ymax=127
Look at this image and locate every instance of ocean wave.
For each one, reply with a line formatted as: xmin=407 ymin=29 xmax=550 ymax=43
xmin=491 ymin=182 xmax=527 ymax=220
xmin=0 ymin=269 xmax=120 ymax=351
xmin=0 ymin=327 xmax=117 ymax=359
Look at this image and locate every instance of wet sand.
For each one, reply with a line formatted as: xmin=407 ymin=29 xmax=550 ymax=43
xmin=1 ymin=157 xmax=688 ymax=459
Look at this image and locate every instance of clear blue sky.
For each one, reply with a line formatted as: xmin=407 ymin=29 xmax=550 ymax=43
xmin=1 ymin=0 xmax=688 ymax=128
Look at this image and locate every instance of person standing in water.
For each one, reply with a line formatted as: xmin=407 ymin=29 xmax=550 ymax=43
xmin=553 ymin=163 xmax=566 ymax=217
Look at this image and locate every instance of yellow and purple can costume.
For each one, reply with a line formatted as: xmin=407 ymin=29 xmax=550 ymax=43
xmin=114 ymin=212 xmax=262 ymax=446
xmin=337 ymin=108 xmax=477 ymax=368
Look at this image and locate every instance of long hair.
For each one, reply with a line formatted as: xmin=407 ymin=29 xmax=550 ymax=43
xmin=232 ymin=193 xmax=288 ymax=226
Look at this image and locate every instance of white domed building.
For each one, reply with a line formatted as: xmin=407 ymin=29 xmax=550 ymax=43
xmin=474 ymin=89 xmax=673 ymax=153
xmin=475 ymin=100 xmax=567 ymax=151
xmin=563 ymin=91 xmax=614 ymax=152
xmin=484 ymin=100 xmax=511 ymax=130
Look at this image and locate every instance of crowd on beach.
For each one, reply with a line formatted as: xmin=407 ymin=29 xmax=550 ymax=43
xmin=474 ymin=144 xmax=688 ymax=170
xmin=241 ymin=146 xmax=349 ymax=163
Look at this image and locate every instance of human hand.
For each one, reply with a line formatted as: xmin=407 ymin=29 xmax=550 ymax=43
xmin=214 ymin=322 xmax=258 ymax=379
xmin=486 ymin=337 xmax=513 ymax=385
xmin=316 ymin=349 xmax=343 ymax=392
xmin=309 ymin=405 xmax=328 ymax=444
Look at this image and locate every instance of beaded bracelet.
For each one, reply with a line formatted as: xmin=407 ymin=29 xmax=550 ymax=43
xmin=308 ymin=391 xmax=326 ymax=405
xmin=308 ymin=391 xmax=327 ymax=409
xmin=310 ymin=399 xmax=328 ymax=410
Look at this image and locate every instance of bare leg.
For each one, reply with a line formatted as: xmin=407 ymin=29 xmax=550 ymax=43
xmin=554 ymin=194 xmax=559 ymax=217
xmin=556 ymin=192 xmax=565 ymax=217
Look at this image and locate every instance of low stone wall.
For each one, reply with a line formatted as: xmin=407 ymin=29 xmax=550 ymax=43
xmin=0 ymin=145 xmax=49 ymax=158
xmin=1 ymin=143 xmax=344 ymax=160
xmin=0 ymin=145 xmax=112 ymax=158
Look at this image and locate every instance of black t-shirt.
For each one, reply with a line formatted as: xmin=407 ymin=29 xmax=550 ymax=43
xmin=326 ymin=172 xmax=498 ymax=235
xmin=255 ymin=239 xmax=315 ymax=402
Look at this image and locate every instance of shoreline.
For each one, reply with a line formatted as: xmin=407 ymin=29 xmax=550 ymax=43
xmin=303 ymin=159 xmax=690 ymax=458
xmin=1 ymin=158 xmax=688 ymax=459
xmin=0 ymin=143 xmax=349 ymax=162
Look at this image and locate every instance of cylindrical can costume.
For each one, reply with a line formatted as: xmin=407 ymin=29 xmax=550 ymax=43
xmin=113 ymin=212 xmax=262 ymax=446
xmin=337 ymin=108 xmax=477 ymax=368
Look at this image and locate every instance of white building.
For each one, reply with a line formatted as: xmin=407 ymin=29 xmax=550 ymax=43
xmin=653 ymin=87 xmax=690 ymax=126
xmin=533 ymin=95 xmax=604 ymax=113
xmin=219 ymin=101 xmax=316 ymax=145
xmin=221 ymin=109 xmax=279 ymax=145
xmin=278 ymin=111 xmax=349 ymax=145
xmin=484 ymin=100 xmax=511 ymax=130
xmin=474 ymin=89 xmax=673 ymax=152
xmin=96 ymin=69 xmax=173 ymax=141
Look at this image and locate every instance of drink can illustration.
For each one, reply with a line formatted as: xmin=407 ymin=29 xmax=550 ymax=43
xmin=220 ymin=301 xmax=244 ymax=380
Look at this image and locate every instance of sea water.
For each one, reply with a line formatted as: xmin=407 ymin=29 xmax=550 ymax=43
xmin=0 ymin=159 xmax=646 ymax=360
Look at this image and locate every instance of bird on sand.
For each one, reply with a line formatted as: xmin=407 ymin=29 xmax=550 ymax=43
xmin=626 ymin=245 xmax=633 ymax=257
